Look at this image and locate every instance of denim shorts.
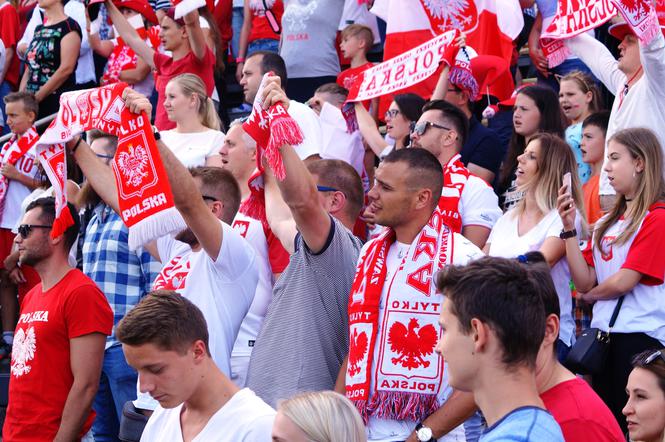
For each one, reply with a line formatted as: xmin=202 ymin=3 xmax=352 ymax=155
xmin=248 ymin=38 xmax=280 ymax=56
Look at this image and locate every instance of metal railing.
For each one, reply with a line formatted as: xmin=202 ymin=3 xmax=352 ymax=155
xmin=0 ymin=113 xmax=57 ymax=145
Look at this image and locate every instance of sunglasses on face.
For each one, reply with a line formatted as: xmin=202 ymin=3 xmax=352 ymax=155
xmin=410 ymin=121 xmax=451 ymax=137
xmin=384 ymin=109 xmax=401 ymax=119
xmin=17 ymin=224 xmax=52 ymax=239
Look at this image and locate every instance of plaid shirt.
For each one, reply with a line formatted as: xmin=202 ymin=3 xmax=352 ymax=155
xmin=82 ymin=204 xmax=161 ymax=347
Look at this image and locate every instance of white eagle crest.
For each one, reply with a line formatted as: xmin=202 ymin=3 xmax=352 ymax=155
xmin=117 ymin=144 xmax=149 ymax=187
xmin=11 ymin=326 xmax=36 ymax=378
xmin=56 ymin=162 xmax=65 ymax=182
xmin=422 ymin=0 xmax=473 ymax=29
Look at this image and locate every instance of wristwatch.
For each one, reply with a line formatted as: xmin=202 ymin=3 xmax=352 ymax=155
xmin=559 ymin=228 xmax=577 ymax=240
xmin=415 ymin=422 xmax=435 ymax=442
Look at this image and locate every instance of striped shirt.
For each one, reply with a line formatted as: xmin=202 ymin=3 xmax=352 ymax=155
xmin=246 ymin=216 xmax=362 ymax=407
xmin=82 ymin=204 xmax=161 ymax=347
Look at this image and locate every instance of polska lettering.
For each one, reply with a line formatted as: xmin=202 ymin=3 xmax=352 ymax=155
xmin=19 ymin=311 xmax=49 ymax=324
xmin=122 ymin=192 xmax=168 ymax=221
xmin=542 ymin=0 xmax=616 ymax=39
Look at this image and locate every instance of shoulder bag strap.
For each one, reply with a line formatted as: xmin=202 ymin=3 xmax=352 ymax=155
xmin=608 ymin=296 xmax=624 ymax=329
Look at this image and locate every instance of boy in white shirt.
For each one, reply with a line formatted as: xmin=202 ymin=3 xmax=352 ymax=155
xmin=117 ymin=291 xmax=275 ymax=442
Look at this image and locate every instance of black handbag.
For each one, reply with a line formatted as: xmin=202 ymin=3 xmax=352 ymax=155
xmin=564 ymin=296 xmax=624 ymax=375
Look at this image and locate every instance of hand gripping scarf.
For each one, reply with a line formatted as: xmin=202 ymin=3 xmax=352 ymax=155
xmin=239 ymin=73 xmax=304 ymax=225
xmin=613 ymin=0 xmax=662 ymax=45
xmin=0 ymin=127 xmax=40 ymax=218
xmin=36 ymin=83 xmax=185 ymax=246
xmin=346 ymin=217 xmax=454 ymax=423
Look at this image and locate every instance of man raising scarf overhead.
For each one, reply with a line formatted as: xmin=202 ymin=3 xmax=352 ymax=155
xmin=336 ymin=147 xmax=485 ymax=442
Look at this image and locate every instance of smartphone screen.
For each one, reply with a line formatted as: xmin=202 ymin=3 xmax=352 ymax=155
xmin=563 ymin=172 xmax=572 ymax=195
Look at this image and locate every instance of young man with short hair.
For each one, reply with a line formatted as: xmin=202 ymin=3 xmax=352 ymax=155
xmin=337 ymin=23 xmax=374 ymax=91
xmin=4 ymin=198 xmax=113 ymax=441
xmin=435 ymin=256 xmax=564 ymax=441
xmin=117 ymin=291 xmax=275 ymax=441
xmin=580 ymin=111 xmax=610 ymax=225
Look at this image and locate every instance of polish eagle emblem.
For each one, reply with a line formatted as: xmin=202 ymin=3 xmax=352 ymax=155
xmin=388 ymin=318 xmax=438 ymax=370
xmin=56 ymin=162 xmax=65 ymax=182
xmin=11 ymin=326 xmax=36 ymax=378
xmin=116 ymin=144 xmax=149 ymax=187
xmin=421 ymin=0 xmax=478 ymax=33
xmin=348 ymin=328 xmax=369 ymax=376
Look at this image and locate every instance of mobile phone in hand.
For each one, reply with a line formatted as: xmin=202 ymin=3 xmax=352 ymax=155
xmin=563 ymin=172 xmax=572 ymax=196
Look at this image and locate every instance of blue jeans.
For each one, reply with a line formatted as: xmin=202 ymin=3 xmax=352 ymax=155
xmin=0 ymin=81 xmax=12 ymax=136
xmin=248 ymin=38 xmax=280 ymax=56
xmin=92 ymin=345 xmax=139 ymax=442
xmin=231 ymin=6 xmax=244 ymax=58
xmin=536 ymin=58 xmax=597 ymax=93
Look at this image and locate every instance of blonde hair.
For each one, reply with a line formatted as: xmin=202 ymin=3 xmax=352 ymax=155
xmin=169 ymin=73 xmax=221 ymax=131
xmin=516 ymin=133 xmax=588 ymax=233
xmin=341 ymin=23 xmax=374 ymax=52
xmin=277 ymin=391 xmax=366 ymax=442
xmin=559 ymin=70 xmax=603 ymax=114
xmin=594 ymin=128 xmax=665 ymax=251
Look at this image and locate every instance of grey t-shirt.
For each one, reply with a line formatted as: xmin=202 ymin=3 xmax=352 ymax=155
xmin=279 ymin=0 xmax=343 ymax=78
xmin=246 ymin=217 xmax=362 ymax=407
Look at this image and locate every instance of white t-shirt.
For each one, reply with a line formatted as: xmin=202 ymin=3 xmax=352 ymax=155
xmin=153 ymin=221 xmax=258 ymax=376
xmin=160 ymin=129 xmax=226 ymax=168
xmin=230 ymin=212 xmax=275 ymax=387
xmin=459 ymin=175 xmax=502 ymax=230
xmin=366 ymin=233 xmax=484 ymax=442
xmin=288 ymin=100 xmax=321 ymax=160
xmin=0 ymin=145 xmax=40 ymax=229
xmin=140 ymin=388 xmax=275 ymax=442
xmin=487 ymin=209 xmax=580 ymax=346
xmin=588 ymin=207 xmax=665 ymax=344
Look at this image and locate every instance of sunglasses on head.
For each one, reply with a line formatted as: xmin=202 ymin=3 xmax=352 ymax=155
xmin=410 ymin=121 xmax=451 ymax=137
xmin=17 ymin=224 xmax=52 ymax=239
xmin=641 ymin=350 xmax=665 ymax=366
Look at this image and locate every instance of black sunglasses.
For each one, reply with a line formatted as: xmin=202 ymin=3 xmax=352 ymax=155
xmin=410 ymin=121 xmax=451 ymax=137
xmin=642 ymin=350 xmax=665 ymax=365
xmin=262 ymin=0 xmax=281 ymax=35
xmin=18 ymin=224 xmax=52 ymax=239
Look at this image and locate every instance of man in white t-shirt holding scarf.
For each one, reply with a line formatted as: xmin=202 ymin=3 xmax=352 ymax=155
xmin=337 ymin=148 xmax=485 ymax=442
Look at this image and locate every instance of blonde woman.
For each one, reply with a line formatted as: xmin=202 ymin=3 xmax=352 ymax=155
xmin=486 ymin=133 xmax=586 ymax=361
xmin=558 ymin=127 xmax=665 ymax=432
xmin=159 ymin=73 xmax=224 ymax=168
xmin=272 ymin=391 xmax=366 ymax=442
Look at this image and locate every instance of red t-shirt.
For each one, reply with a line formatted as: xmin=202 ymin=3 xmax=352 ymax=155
xmin=153 ymin=48 xmax=216 ymax=130
xmin=0 ymin=2 xmax=21 ymax=88
xmin=541 ymin=377 xmax=625 ymax=442
xmin=337 ymin=62 xmax=373 ymax=91
xmin=4 ymin=269 xmax=113 ymax=441
xmin=249 ymin=0 xmax=283 ymax=43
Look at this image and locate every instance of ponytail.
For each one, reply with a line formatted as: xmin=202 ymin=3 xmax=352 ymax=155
xmin=169 ymin=73 xmax=221 ymax=131
xmin=202 ymin=97 xmax=221 ymax=131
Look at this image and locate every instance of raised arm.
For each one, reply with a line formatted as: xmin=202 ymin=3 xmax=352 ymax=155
xmin=236 ymin=0 xmax=252 ymax=82
xmin=355 ymin=102 xmax=390 ymax=157
xmin=641 ymin=31 xmax=665 ymax=99
xmin=68 ymin=137 xmax=120 ymax=213
xmin=183 ymin=9 xmax=207 ymax=61
xmin=105 ymin=0 xmax=155 ymax=69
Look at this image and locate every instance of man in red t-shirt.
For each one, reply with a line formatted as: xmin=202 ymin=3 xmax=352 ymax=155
xmin=524 ymin=255 xmax=625 ymax=442
xmin=3 ymin=197 xmax=113 ymax=441
xmin=105 ymin=0 xmax=215 ymax=130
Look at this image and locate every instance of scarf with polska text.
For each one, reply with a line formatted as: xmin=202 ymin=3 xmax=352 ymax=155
xmin=345 ymin=218 xmax=453 ymax=423
xmin=240 ymin=73 xmax=303 ymax=225
xmin=36 ymin=83 xmax=185 ymax=246
xmin=437 ymin=154 xmax=470 ymax=234
xmin=539 ymin=0 xmax=617 ymax=67
xmin=0 ymin=126 xmax=39 ymax=218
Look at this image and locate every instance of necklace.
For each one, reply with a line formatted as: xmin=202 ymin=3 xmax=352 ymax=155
xmin=618 ymin=66 xmax=643 ymax=109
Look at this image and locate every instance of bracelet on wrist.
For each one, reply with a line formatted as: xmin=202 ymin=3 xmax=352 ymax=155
xmin=559 ymin=228 xmax=577 ymax=240
xmin=70 ymin=136 xmax=83 ymax=154
xmin=236 ymin=57 xmax=245 ymax=63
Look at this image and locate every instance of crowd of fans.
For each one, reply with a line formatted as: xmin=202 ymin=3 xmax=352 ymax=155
xmin=0 ymin=0 xmax=664 ymax=441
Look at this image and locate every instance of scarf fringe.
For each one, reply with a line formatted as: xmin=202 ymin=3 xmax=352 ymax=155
xmin=449 ymin=67 xmax=479 ymax=101
xmin=127 ymin=206 xmax=187 ymax=251
xmin=239 ymin=192 xmax=268 ymax=229
xmin=546 ymin=44 xmax=570 ymax=68
xmin=51 ymin=204 xmax=75 ymax=240
xmin=267 ymin=107 xmax=303 ymax=181
xmin=355 ymin=391 xmax=440 ymax=424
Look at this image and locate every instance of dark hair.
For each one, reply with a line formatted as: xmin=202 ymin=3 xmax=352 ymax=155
xmin=315 ymin=83 xmax=349 ymax=99
xmin=383 ymin=147 xmax=443 ymax=207
xmin=248 ymin=51 xmax=288 ymax=90
xmin=189 ymin=167 xmax=241 ymax=224
xmin=25 ymin=197 xmax=80 ymax=250
xmin=164 ymin=7 xmax=185 ymax=26
xmin=116 ymin=291 xmax=210 ymax=355
xmin=499 ymin=86 xmax=566 ymax=192
xmin=421 ymin=99 xmax=470 ymax=148
xmin=582 ymin=110 xmax=611 ymax=137
xmin=394 ymin=93 xmax=427 ymax=124
xmin=436 ymin=256 xmax=547 ymax=368
xmin=4 ymin=91 xmax=39 ymax=118
xmin=631 ymin=349 xmax=665 ymax=395
xmin=307 ymin=159 xmax=364 ymax=220
xmin=86 ymin=130 xmax=118 ymax=155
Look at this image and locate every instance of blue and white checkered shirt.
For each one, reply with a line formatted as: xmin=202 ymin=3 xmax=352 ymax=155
xmin=82 ymin=204 xmax=161 ymax=347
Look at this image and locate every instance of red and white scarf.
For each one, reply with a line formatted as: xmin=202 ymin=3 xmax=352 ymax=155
xmin=436 ymin=154 xmax=470 ymax=234
xmin=614 ymin=0 xmax=661 ymax=45
xmin=346 ymin=219 xmax=454 ymax=422
xmin=101 ymin=28 xmax=158 ymax=86
xmin=240 ymin=73 xmax=303 ymax=225
xmin=540 ymin=0 xmax=617 ymax=67
xmin=0 ymin=127 xmax=39 ymax=218
xmin=36 ymin=83 xmax=185 ymax=246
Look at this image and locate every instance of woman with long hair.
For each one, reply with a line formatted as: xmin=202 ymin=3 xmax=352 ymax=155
xmin=487 ymin=133 xmax=586 ymax=360
xmin=159 ymin=73 xmax=224 ymax=168
xmin=272 ymin=391 xmax=366 ymax=442
xmin=623 ymin=349 xmax=665 ymax=442
xmin=354 ymin=93 xmax=426 ymax=159
xmin=558 ymin=127 xmax=665 ymax=432
xmin=20 ymin=0 xmax=81 ymax=119
xmin=499 ymin=85 xmax=566 ymax=210
xmin=559 ymin=71 xmax=603 ymax=184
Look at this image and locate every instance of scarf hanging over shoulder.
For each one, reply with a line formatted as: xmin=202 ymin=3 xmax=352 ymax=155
xmin=0 ymin=126 xmax=39 ymax=218
xmin=436 ymin=154 xmax=470 ymax=234
xmin=36 ymin=83 xmax=185 ymax=246
xmin=346 ymin=217 xmax=454 ymax=423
